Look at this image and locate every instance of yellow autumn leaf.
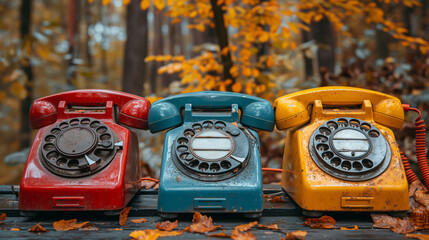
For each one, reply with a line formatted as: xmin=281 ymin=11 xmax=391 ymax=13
xmin=154 ymin=0 xmax=165 ymax=10
xmin=182 ymin=74 xmax=194 ymax=84
xmin=221 ymin=47 xmax=229 ymax=56
xmin=266 ymin=56 xmax=274 ymax=68
xmin=145 ymin=56 xmax=156 ymax=62
xmin=122 ymin=0 xmax=131 ymax=5
xmin=195 ymin=23 xmax=205 ymax=32
xmin=9 ymin=82 xmax=27 ymax=99
xmin=314 ymin=14 xmax=323 ymax=22
xmin=231 ymin=82 xmax=242 ymax=93
xmin=288 ymin=22 xmax=299 ymax=34
xmin=252 ymin=68 xmax=260 ymax=78
xmin=259 ymin=32 xmax=269 ymax=43
xmin=189 ymin=11 xmax=197 ymax=18
xmin=229 ymin=66 xmax=239 ymax=78
xmin=242 ymin=67 xmax=252 ymax=77
xmin=140 ymin=0 xmax=150 ymax=10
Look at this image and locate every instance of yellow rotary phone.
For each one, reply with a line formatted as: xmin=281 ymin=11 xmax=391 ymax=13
xmin=274 ymin=87 xmax=409 ymax=216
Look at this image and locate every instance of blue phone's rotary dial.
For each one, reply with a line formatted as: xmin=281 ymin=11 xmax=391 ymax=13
xmin=309 ymin=117 xmax=391 ymax=181
xmin=40 ymin=117 xmax=118 ymax=178
xmin=172 ymin=120 xmax=251 ymax=181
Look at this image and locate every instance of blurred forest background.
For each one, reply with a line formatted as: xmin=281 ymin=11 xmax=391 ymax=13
xmin=1 ymin=0 xmax=429 ymax=184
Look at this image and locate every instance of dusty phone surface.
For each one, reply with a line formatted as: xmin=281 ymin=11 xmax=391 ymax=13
xmin=19 ymin=89 xmax=150 ymax=215
xmin=274 ymin=87 xmax=409 ymax=216
xmin=148 ymin=91 xmax=274 ymax=218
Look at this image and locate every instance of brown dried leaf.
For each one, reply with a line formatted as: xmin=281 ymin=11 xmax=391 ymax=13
xmin=283 ymin=230 xmax=307 ymax=240
xmin=53 ymin=219 xmax=77 ymax=231
xmin=0 ymin=213 xmax=6 ymax=224
xmin=156 ymin=220 xmax=178 ymax=231
xmin=234 ymin=221 xmax=258 ymax=232
xmin=231 ymin=230 xmax=256 ymax=240
xmin=108 ymin=228 xmax=123 ymax=231
xmin=205 ymin=229 xmax=231 ymax=238
xmin=119 ymin=207 xmax=131 ymax=226
xmin=79 ymin=223 xmax=99 ymax=231
xmin=140 ymin=180 xmax=157 ymax=189
xmin=131 ymin=218 xmax=149 ymax=223
xmin=184 ymin=212 xmax=221 ymax=233
xmin=258 ymin=223 xmax=279 ymax=230
xmin=303 ymin=215 xmax=336 ymax=229
xmin=72 ymin=221 xmax=90 ymax=229
xmin=371 ymin=213 xmax=417 ymax=234
xmin=406 ymin=233 xmax=429 ymax=240
xmin=28 ymin=224 xmax=48 ymax=233
xmin=129 ymin=229 xmax=183 ymax=239
xmin=340 ymin=225 xmax=358 ymax=230
xmin=271 ymin=196 xmax=288 ymax=203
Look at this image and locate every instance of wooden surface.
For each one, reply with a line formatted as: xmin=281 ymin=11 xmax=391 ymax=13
xmin=0 ymin=185 xmax=428 ymax=239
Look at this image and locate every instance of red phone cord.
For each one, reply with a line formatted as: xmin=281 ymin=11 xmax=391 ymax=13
xmin=400 ymin=151 xmax=418 ymax=183
xmin=403 ymin=104 xmax=429 ymax=188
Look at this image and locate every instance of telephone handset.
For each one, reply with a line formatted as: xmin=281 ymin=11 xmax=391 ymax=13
xmin=275 ymin=86 xmax=404 ymax=130
xmin=20 ymin=89 xmax=150 ymax=215
xmin=149 ymin=91 xmax=274 ymax=218
xmin=29 ymin=89 xmax=150 ymax=129
xmin=149 ymin=91 xmax=274 ymax=133
xmin=275 ymin=87 xmax=409 ymax=216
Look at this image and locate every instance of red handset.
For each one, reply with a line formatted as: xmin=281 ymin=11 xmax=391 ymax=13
xmin=29 ymin=89 xmax=150 ymax=129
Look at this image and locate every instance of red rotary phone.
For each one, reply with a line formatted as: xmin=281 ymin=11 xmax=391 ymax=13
xmin=19 ymin=89 xmax=150 ymax=215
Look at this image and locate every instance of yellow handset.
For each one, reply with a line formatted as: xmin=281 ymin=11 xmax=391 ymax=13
xmin=274 ymin=87 xmax=409 ymax=216
xmin=274 ymin=86 xmax=404 ymax=130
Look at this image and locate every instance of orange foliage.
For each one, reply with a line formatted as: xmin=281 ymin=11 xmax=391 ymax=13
xmin=303 ymin=215 xmax=336 ymax=229
xmin=28 ymin=224 xmax=48 ymax=233
xmin=119 ymin=207 xmax=132 ymax=226
xmin=156 ymin=220 xmax=178 ymax=231
xmin=184 ymin=212 xmax=222 ymax=233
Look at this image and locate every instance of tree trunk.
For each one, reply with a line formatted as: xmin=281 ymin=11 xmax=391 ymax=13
xmin=209 ymin=0 xmax=234 ymax=86
xmin=151 ymin=8 xmax=164 ymax=94
xmin=20 ymin=0 xmax=33 ymax=148
xmin=122 ymin=0 xmax=148 ymax=96
xmin=66 ymin=0 xmax=80 ymax=87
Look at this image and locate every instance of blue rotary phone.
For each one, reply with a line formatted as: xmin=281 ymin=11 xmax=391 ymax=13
xmin=149 ymin=91 xmax=274 ymax=218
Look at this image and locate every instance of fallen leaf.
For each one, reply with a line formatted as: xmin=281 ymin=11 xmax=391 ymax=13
xmin=28 ymin=224 xmax=48 ymax=233
xmin=10 ymin=228 xmax=20 ymax=231
xmin=231 ymin=230 xmax=256 ymax=240
xmin=406 ymin=233 xmax=429 ymax=240
xmin=283 ymin=230 xmax=307 ymax=240
xmin=304 ymin=215 xmax=336 ymax=229
xmin=371 ymin=213 xmax=417 ymax=234
xmin=156 ymin=220 xmax=178 ymax=231
xmin=271 ymin=196 xmax=288 ymax=203
xmin=140 ymin=180 xmax=157 ymax=189
xmin=119 ymin=207 xmax=131 ymax=226
xmin=108 ymin=228 xmax=123 ymax=231
xmin=79 ymin=223 xmax=99 ymax=231
xmin=53 ymin=219 xmax=91 ymax=231
xmin=258 ymin=223 xmax=279 ymax=230
xmin=129 ymin=229 xmax=183 ymax=239
xmin=205 ymin=229 xmax=231 ymax=238
xmin=340 ymin=225 xmax=358 ymax=230
xmin=231 ymin=221 xmax=258 ymax=240
xmin=131 ymin=218 xmax=149 ymax=223
xmin=234 ymin=221 xmax=258 ymax=232
xmin=53 ymin=219 xmax=77 ymax=231
xmin=0 ymin=213 xmax=6 ymax=224
xmin=184 ymin=212 xmax=221 ymax=233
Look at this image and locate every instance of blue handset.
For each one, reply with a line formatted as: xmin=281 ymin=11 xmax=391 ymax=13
xmin=148 ymin=91 xmax=275 ymax=133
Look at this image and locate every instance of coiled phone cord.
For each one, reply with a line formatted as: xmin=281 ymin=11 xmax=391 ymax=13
xmin=403 ymin=104 xmax=429 ymax=188
xmin=400 ymin=151 xmax=418 ymax=183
